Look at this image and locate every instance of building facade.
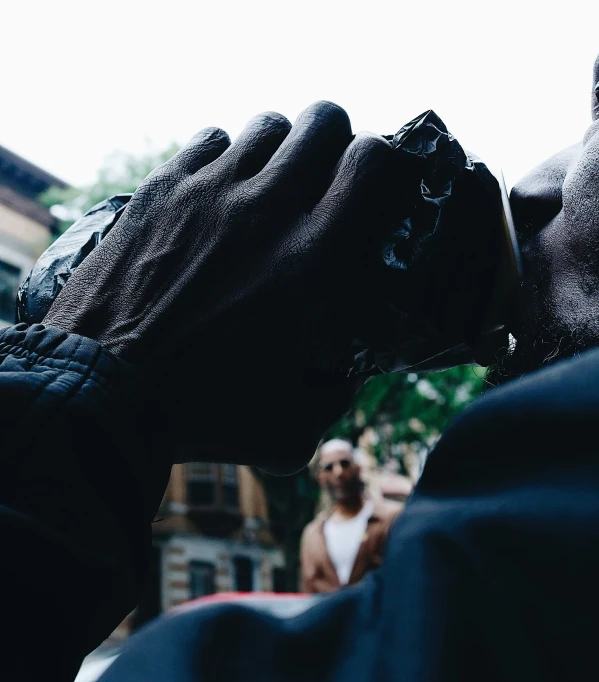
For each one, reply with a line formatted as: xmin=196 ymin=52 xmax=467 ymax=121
xmin=0 ymin=144 xmax=67 ymax=325
xmin=127 ymin=463 xmax=285 ymax=636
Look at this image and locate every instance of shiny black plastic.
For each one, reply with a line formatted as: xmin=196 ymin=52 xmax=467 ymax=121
xmin=16 ymin=111 xmax=507 ymax=375
xmin=16 ymin=195 xmax=131 ymax=325
xmin=347 ymin=110 xmax=506 ymax=374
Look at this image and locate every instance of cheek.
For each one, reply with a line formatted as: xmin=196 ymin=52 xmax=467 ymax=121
xmin=516 ymin=215 xmax=589 ymax=335
xmin=561 ymin=135 xmax=599 ymax=258
xmin=558 ymin=139 xmax=599 ymax=323
xmin=531 ymin=212 xmax=599 ymax=336
xmin=511 ymin=133 xmax=599 ymax=348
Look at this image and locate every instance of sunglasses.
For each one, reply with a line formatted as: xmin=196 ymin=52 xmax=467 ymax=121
xmin=320 ymin=458 xmax=352 ymax=473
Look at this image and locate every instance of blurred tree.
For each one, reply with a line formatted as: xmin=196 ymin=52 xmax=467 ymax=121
xmin=40 ymin=144 xmax=179 ymax=234
xmin=325 ymin=366 xmax=486 ymax=475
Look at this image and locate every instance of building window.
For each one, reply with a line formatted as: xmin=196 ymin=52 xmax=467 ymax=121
xmin=189 ymin=560 xmax=215 ymax=598
xmin=272 ymin=567 xmax=287 ymax=593
xmin=0 ymin=260 xmax=20 ymax=324
xmin=221 ymin=463 xmax=239 ymax=508
xmin=233 ymin=556 xmax=254 ymax=592
xmin=186 ymin=462 xmax=218 ymax=506
xmin=185 ymin=463 xmax=239 ymax=510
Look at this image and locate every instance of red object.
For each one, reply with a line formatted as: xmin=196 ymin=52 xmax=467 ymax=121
xmin=169 ymin=592 xmax=311 ymax=616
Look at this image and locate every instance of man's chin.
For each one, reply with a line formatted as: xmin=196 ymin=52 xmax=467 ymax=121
xmin=329 ymin=488 xmax=356 ymax=504
xmin=330 ymin=491 xmax=348 ymax=503
xmin=485 ymin=278 xmax=580 ymax=387
xmin=485 ymin=329 xmax=585 ymax=388
xmin=485 ymin=343 xmax=540 ymax=387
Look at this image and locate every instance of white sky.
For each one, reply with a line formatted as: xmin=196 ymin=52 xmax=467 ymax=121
xmin=1 ymin=1 xmax=597 ymax=190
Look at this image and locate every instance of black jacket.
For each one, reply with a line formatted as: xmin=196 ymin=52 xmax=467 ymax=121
xmin=2 ymin=322 xmax=599 ymax=681
xmin=0 ymin=323 xmax=168 ymax=681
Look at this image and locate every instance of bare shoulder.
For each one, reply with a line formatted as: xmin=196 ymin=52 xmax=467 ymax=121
xmin=301 ymin=511 xmax=327 ymax=542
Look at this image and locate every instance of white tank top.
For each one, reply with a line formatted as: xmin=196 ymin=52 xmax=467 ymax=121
xmin=323 ymin=500 xmax=374 ymax=585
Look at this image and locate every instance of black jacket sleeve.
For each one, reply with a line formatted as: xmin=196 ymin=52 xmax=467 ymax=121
xmin=0 ymin=323 xmax=170 ymax=681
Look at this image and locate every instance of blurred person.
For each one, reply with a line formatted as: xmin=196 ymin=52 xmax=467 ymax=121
xmin=300 ymin=440 xmax=402 ymax=592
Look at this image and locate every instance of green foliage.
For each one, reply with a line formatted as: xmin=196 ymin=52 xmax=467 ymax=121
xmin=40 ymin=144 xmax=180 ymax=234
xmin=327 ymin=365 xmax=485 ymax=461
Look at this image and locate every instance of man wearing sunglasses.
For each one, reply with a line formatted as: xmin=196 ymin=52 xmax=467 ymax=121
xmin=301 ymin=440 xmax=402 ymax=593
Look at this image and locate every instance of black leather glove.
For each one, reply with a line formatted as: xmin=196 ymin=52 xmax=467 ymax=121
xmin=42 ymin=102 xmax=393 ymax=472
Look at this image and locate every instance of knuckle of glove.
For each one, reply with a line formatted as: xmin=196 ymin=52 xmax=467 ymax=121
xmin=350 ymin=131 xmax=392 ymax=165
xmin=303 ymin=100 xmax=350 ymax=130
xmin=180 ymin=127 xmax=231 ymax=167
xmin=250 ymin=111 xmax=291 ymax=136
xmin=334 ymin=132 xmax=392 ymax=192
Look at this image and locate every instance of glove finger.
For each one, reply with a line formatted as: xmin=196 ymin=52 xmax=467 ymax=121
xmin=270 ymin=132 xmax=392 ymax=371
xmin=167 ymin=127 xmax=232 ymax=175
xmin=220 ymin=112 xmax=292 ymax=179
xmin=314 ymin=131 xmax=392 ymax=238
xmin=251 ymin=101 xmax=353 ymax=211
xmin=305 ymin=132 xmax=393 ymax=316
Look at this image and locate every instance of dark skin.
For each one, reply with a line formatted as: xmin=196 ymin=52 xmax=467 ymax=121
xmin=488 ymin=54 xmax=599 ymax=385
xmin=317 ymin=444 xmax=364 ymax=519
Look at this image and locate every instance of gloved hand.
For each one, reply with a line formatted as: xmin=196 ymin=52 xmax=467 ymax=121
xmin=42 ymin=101 xmax=393 ymax=472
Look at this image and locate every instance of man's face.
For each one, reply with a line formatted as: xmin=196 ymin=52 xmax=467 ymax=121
xmin=488 ymin=54 xmax=599 ymax=384
xmin=317 ymin=447 xmax=362 ymax=502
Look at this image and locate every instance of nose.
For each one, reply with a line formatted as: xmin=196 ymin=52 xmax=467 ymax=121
xmin=332 ymin=463 xmax=345 ymax=476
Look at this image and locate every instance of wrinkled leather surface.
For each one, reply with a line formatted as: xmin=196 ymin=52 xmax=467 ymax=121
xmin=17 ymin=195 xmax=130 ymax=325
xmin=27 ymin=111 xmax=508 ymax=377
xmin=43 ymin=102 xmax=394 ymax=472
